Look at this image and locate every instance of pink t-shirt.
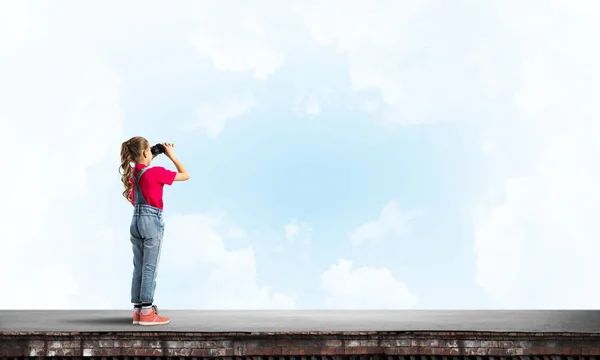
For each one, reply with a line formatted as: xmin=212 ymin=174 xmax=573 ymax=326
xmin=129 ymin=163 xmax=177 ymax=209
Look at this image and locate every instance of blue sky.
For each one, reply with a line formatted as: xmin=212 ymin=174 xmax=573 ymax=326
xmin=2 ymin=0 xmax=600 ymax=310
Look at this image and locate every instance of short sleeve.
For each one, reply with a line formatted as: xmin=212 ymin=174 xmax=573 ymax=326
xmin=151 ymin=166 xmax=177 ymax=186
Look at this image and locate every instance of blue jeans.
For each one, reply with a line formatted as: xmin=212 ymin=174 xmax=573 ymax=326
xmin=130 ymin=204 xmax=164 ymax=304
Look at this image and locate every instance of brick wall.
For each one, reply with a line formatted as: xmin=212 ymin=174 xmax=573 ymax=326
xmin=2 ymin=331 xmax=600 ymax=358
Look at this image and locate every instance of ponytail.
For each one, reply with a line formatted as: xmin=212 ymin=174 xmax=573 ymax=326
xmin=119 ymin=136 xmax=149 ymax=203
xmin=119 ymin=142 xmax=134 ymax=203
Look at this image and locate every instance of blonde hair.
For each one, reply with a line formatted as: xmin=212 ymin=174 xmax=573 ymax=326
xmin=119 ymin=136 xmax=149 ymax=203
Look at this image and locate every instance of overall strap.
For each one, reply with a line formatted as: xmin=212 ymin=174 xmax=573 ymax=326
xmin=132 ymin=166 xmax=150 ymax=205
xmin=136 ymin=166 xmax=150 ymax=181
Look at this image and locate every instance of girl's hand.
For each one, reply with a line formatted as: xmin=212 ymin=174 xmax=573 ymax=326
xmin=163 ymin=142 xmax=176 ymax=158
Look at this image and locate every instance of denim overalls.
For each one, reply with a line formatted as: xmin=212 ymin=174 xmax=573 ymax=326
xmin=129 ymin=166 xmax=165 ymax=304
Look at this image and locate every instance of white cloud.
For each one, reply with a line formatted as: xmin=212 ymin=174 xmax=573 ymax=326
xmin=321 ymin=259 xmax=418 ymax=309
xmin=298 ymin=0 xmax=425 ymax=99
xmin=474 ymin=0 xmax=600 ymax=308
xmin=482 ymin=140 xmax=494 ymax=153
xmin=15 ymin=0 xmax=600 ymax=311
xmin=188 ymin=1 xmax=285 ymax=80
xmin=284 ymin=219 xmax=312 ymax=245
xmin=304 ymin=97 xmax=320 ymax=116
xmin=183 ymin=0 xmax=464 ymax=126
xmin=348 ymin=200 xmax=417 ymax=247
xmin=297 ymin=0 xmax=472 ymax=125
xmin=159 ymin=212 xmax=295 ymax=309
xmin=186 ymin=94 xmax=257 ymax=138
xmin=0 ymin=1 xmax=125 ymax=309
xmin=0 ymin=0 xmax=289 ymax=310
xmin=294 ymin=95 xmax=321 ymax=118
xmin=0 ymin=0 xmax=32 ymax=55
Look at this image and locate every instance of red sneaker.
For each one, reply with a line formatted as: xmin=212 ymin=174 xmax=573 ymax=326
xmin=133 ymin=308 xmax=141 ymax=324
xmin=139 ymin=305 xmax=170 ymax=326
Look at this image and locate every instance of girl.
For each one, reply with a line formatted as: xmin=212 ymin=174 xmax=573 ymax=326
xmin=119 ymin=136 xmax=190 ymax=326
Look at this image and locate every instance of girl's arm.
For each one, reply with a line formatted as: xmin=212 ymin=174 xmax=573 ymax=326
xmin=163 ymin=143 xmax=190 ymax=181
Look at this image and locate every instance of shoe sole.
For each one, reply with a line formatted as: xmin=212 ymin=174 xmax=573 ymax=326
xmin=133 ymin=321 xmax=139 ymax=325
xmin=139 ymin=320 xmax=170 ymax=326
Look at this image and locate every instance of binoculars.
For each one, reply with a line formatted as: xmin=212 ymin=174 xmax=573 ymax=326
xmin=150 ymin=143 xmax=166 ymax=156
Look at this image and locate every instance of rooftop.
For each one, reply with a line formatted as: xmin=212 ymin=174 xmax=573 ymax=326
xmin=1 ymin=310 xmax=600 ymax=333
